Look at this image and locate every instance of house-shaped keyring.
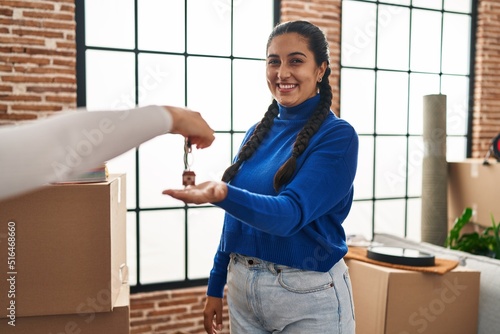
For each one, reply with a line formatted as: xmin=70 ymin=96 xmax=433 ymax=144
xmin=182 ymin=170 xmax=196 ymax=186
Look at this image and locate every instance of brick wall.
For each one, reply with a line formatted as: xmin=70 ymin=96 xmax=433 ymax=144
xmin=471 ymin=0 xmax=500 ymax=158
xmin=0 ymin=0 xmax=76 ymax=125
xmin=130 ymin=287 xmax=229 ymax=334
xmin=1 ymin=0 xmax=499 ymax=333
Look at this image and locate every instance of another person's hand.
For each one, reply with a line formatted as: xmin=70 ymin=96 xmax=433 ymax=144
xmin=164 ymin=106 xmax=215 ymax=148
xmin=162 ymin=181 xmax=228 ymax=204
xmin=203 ymin=296 xmax=223 ymax=334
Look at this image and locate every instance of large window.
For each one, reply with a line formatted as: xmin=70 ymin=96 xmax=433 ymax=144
xmin=76 ymin=0 xmax=277 ymax=292
xmin=340 ymin=0 xmax=475 ymax=241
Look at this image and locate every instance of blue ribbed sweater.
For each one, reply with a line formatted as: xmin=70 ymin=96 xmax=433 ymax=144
xmin=208 ymin=94 xmax=359 ymax=298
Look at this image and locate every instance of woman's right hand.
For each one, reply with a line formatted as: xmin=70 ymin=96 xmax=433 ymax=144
xmin=203 ymin=296 xmax=224 ymax=334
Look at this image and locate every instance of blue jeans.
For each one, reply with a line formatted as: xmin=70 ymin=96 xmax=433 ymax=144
xmin=227 ymin=253 xmax=356 ymax=334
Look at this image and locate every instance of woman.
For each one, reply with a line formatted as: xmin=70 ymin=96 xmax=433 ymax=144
xmin=164 ymin=20 xmax=358 ymax=334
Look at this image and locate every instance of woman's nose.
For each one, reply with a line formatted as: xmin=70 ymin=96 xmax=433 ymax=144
xmin=277 ymin=65 xmax=290 ymax=79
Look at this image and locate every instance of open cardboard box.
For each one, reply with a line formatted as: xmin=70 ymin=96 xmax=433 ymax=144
xmin=346 ymin=258 xmax=480 ymax=334
xmin=0 ymin=174 xmax=127 ymax=318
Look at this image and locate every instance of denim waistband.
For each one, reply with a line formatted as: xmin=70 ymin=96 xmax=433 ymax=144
xmin=230 ymin=253 xmax=291 ymax=275
xmin=230 ymin=253 xmax=348 ymax=277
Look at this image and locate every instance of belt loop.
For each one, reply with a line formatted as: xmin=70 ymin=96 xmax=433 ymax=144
xmin=268 ymin=263 xmax=279 ymax=275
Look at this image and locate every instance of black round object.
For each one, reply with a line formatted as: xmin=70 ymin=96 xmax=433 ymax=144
xmin=493 ymin=133 xmax=500 ymax=160
xmin=367 ymin=246 xmax=435 ymax=267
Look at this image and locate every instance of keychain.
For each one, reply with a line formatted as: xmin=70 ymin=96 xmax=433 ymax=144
xmin=182 ymin=138 xmax=196 ymax=186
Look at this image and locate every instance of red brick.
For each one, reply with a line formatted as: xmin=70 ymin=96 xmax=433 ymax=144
xmin=11 ymin=28 xmax=64 ymax=39
xmin=60 ymin=4 xmax=75 ymax=12
xmin=22 ymin=11 xmax=74 ymax=21
xmin=10 ymin=104 xmax=63 ymax=112
xmin=0 ymin=35 xmax=45 ymax=46
xmin=13 ymin=66 xmax=75 ymax=75
xmin=0 ymin=94 xmax=41 ymax=102
xmin=45 ymin=95 xmax=75 ymax=103
xmin=0 ymin=55 xmax=51 ymax=66
xmin=0 ymin=8 xmax=14 ymax=17
xmin=26 ymin=86 xmax=75 ymax=93
xmin=0 ymin=112 xmax=37 ymax=121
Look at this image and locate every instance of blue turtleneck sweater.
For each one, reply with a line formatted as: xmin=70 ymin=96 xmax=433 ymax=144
xmin=208 ymin=94 xmax=359 ymax=298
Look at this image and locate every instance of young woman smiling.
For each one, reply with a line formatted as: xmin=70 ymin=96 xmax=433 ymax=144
xmin=164 ymin=20 xmax=358 ymax=334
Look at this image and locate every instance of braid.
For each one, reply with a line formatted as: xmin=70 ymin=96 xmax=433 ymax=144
xmin=273 ymin=68 xmax=333 ymax=191
xmin=221 ymin=100 xmax=279 ymax=182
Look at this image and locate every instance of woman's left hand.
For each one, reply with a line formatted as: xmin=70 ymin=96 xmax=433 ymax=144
xmin=162 ymin=181 xmax=228 ymax=204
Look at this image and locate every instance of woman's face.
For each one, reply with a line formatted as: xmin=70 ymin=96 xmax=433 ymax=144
xmin=266 ymin=33 xmax=326 ymax=108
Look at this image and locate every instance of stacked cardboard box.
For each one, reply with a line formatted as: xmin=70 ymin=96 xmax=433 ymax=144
xmin=448 ymin=159 xmax=500 ymax=229
xmin=0 ymin=174 xmax=129 ymax=333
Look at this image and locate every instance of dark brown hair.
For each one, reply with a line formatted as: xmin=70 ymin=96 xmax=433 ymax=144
xmin=222 ymin=21 xmax=333 ymax=191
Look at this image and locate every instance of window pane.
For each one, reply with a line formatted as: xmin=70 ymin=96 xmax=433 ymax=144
xmin=232 ymin=133 xmax=246 ymax=161
xmin=442 ymin=13 xmax=471 ymax=75
xmin=382 ymin=0 xmax=410 ymax=4
xmin=140 ymin=210 xmax=185 ymax=284
xmin=188 ymin=207 xmax=225 ymax=279
xmin=126 ymin=212 xmax=137 ymax=285
xmin=374 ymin=199 xmax=406 ymax=237
xmin=340 ymin=68 xmax=375 ymax=134
xmin=447 ymin=136 xmax=467 ymax=162
xmin=406 ymin=198 xmax=422 ymax=241
xmin=86 ymin=50 xmax=135 ymax=110
xmin=187 ymin=0 xmax=231 ymax=56
xmin=192 ymin=133 xmax=233 ymax=182
xmin=376 ymin=71 xmax=408 ymax=134
xmin=410 ymin=9 xmax=442 ymax=73
xmin=341 ymin=1 xmax=376 ymax=67
xmin=187 ymin=57 xmax=231 ymax=130
xmin=138 ymin=0 xmax=185 ymax=53
xmin=412 ymin=0 xmax=442 ymax=10
xmin=408 ymin=73 xmax=440 ymax=134
xmin=407 ymin=136 xmax=423 ymax=197
xmin=375 ymin=136 xmax=407 ymax=198
xmin=343 ymin=201 xmax=373 ymax=240
xmin=353 ymin=136 xmax=374 ymax=200
xmin=444 ymin=0 xmax=472 ymax=13
xmin=233 ymin=59 xmax=271 ymax=131
xmin=377 ymin=5 xmax=410 ymax=71
xmin=441 ymin=75 xmax=469 ymax=136
xmin=233 ymin=0 xmax=272 ymax=58
xmin=139 ymin=135 xmax=185 ymax=208
xmin=138 ymin=53 xmax=185 ymax=107
xmin=85 ymin=0 xmax=134 ymax=49
xmin=106 ymin=149 xmax=137 ymax=209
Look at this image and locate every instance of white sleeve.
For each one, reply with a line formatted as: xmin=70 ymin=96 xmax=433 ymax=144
xmin=0 ymin=105 xmax=172 ymax=201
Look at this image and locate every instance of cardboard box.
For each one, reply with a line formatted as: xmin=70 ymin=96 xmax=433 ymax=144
xmin=0 ymin=174 xmax=127 ymax=318
xmin=0 ymin=284 xmax=130 ymax=333
xmin=448 ymin=159 xmax=500 ymax=229
xmin=346 ymin=259 xmax=480 ymax=334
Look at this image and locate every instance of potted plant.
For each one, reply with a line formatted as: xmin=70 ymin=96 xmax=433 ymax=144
xmin=445 ymin=207 xmax=500 ymax=259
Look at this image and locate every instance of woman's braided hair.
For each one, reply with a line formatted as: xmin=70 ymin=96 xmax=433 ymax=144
xmin=222 ymin=21 xmax=333 ymax=192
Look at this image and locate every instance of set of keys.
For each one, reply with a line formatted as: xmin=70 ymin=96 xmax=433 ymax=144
xmin=182 ymin=138 xmax=196 ymax=186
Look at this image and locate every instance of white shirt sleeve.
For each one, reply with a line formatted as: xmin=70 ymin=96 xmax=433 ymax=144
xmin=0 ymin=105 xmax=172 ymax=201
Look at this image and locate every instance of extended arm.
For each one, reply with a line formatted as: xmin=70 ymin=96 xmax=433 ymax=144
xmin=0 ymin=105 xmax=214 ymax=201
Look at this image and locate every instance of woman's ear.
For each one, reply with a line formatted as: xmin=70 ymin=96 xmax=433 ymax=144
xmin=318 ymin=61 xmax=328 ymax=79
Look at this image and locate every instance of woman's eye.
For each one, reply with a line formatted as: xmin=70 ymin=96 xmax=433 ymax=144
xmin=290 ymin=58 xmax=303 ymax=64
xmin=268 ymin=59 xmax=279 ymax=65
